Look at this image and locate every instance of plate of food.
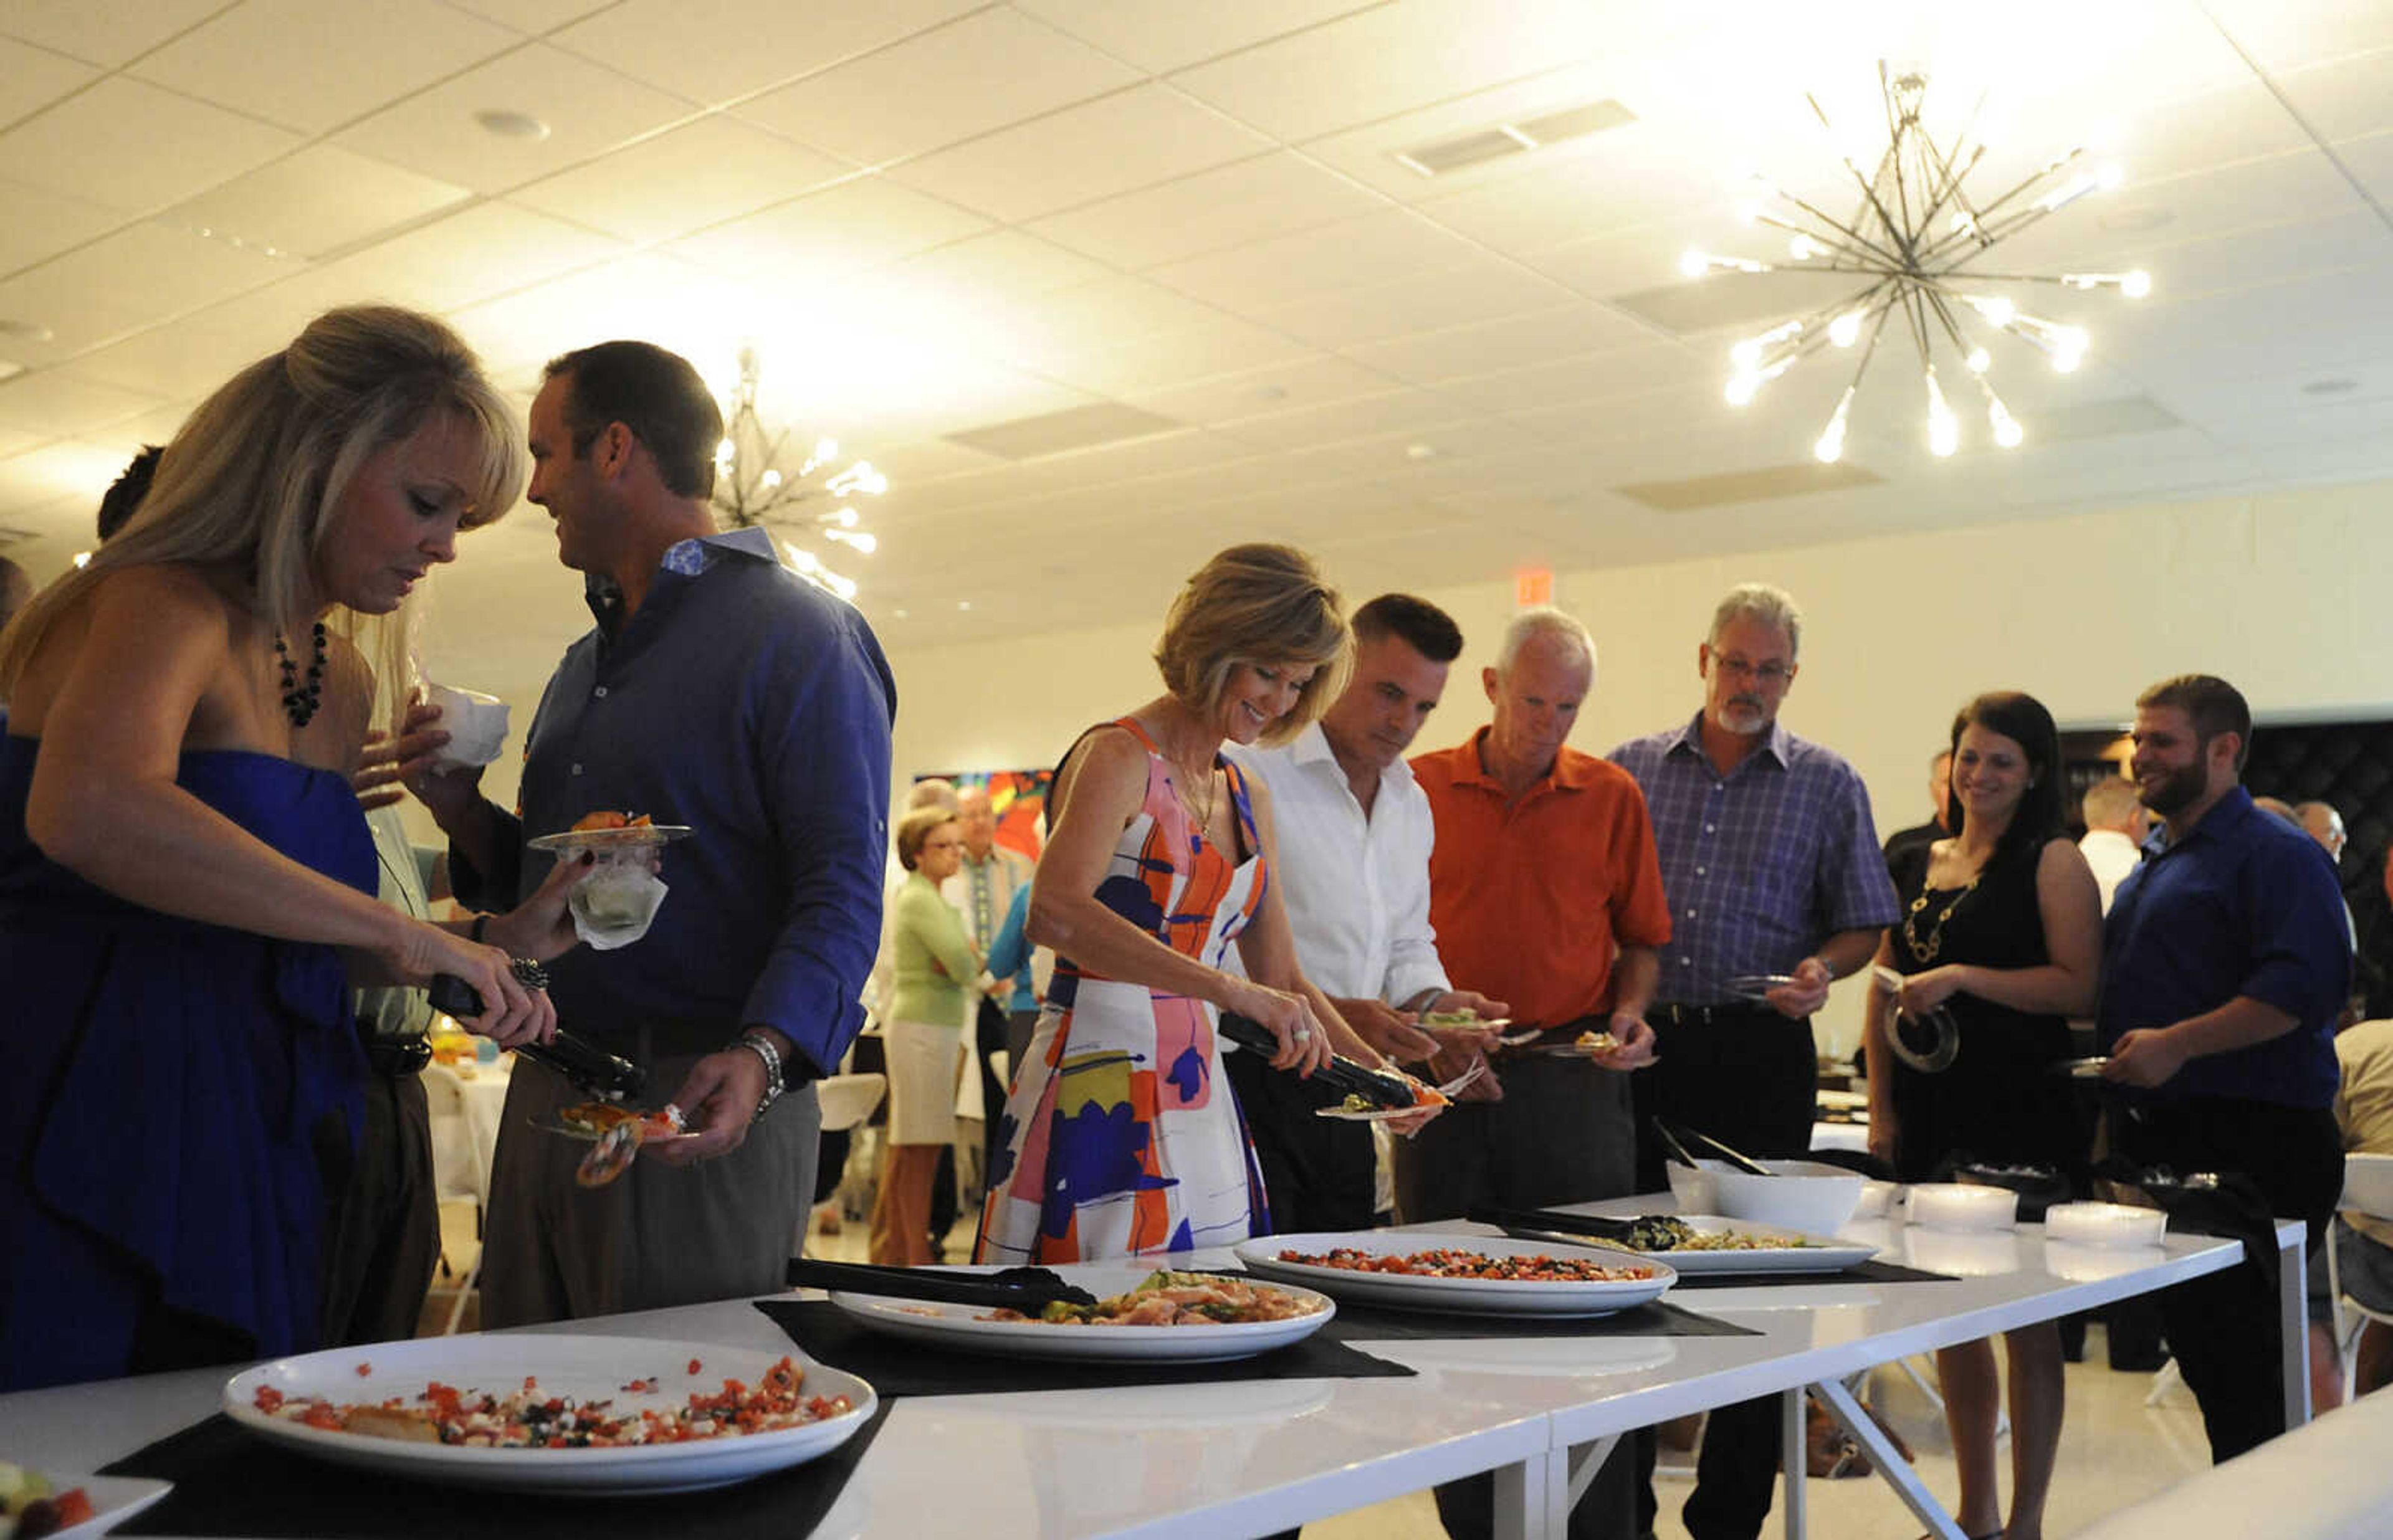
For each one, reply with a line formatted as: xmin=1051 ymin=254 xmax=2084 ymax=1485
xmin=1235 ymin=1232 xmax=1675 ymax=1317
xmin=826 ymin=1267 xmax=1334 ymax=1363
xmin=530 ymin=1102 xmax=697 ymax=1146
xmin=0 ymin=1466 xmax=170 ymax=1540
xmin=1419 ymin=1010 xmax=1510 ymax=1033
xmin=528 ymin=812 xmax=694 ymax=852
xmin=1517 ymin=1027 xmax=1624 ymax=1058
xmin=1314 ymin=1057 xmax=1482 ymax=1120
xmin=222 ymin=1336 xmax=874 ymax=1495
xmin=1582 ymin=1214 xmax=1877 ymax=1276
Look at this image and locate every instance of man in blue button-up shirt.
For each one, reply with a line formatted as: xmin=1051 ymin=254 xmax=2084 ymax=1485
xmin=2099 ymin=673 xmax=2346 ymax=1462
xmin=414 ymin=340 xmax=895 ymax=1326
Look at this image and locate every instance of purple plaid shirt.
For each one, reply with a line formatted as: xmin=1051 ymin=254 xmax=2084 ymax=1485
xmin=1608 ymin=712 xmax=1899 ymax=1006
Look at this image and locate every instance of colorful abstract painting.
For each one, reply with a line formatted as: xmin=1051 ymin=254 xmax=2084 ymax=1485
xmin=920 ymin=768 xmax=1051 ymax=860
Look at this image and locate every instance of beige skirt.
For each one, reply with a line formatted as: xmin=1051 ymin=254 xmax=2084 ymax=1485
xmin=884 ymin=1017 xmax=965 ymax=1146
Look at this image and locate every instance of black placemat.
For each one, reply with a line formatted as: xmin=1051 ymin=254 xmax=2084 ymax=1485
xmin=1667 ymin=1258 xmax=1957 ymax=1290
xmin=755 ymin=1300 xmax=1415 ymax=1396
xmin=1317 ymin=1298 xmax=1758 ymax=1342
xmin=103 ymin=1402 xmax=890 ymax=1539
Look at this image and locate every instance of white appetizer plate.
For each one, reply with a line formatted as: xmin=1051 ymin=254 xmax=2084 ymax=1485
xmin=1236 ymin=1231 xmax=1676 ymax=1318
xmin=827 ymin=1266 xmax=1333 ymax=1364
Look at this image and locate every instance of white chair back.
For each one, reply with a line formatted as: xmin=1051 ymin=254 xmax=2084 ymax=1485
xmin=421 ymin=1062 xmax=484 ymax=1206
xmin=2339 ymin=1152 xmax=2393 ymax=1220
xmin=816 ymin=1072 xmax=887 ymax=1134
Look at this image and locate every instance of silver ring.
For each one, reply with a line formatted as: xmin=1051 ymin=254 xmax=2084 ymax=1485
xmin=1294 ymin=1026 xmax=1314 ymax=1042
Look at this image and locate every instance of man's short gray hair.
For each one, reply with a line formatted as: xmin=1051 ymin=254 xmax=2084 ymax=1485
xmin=1495 ymin=606 xmax=1597 ymax=683
xmin=907 ymin=777 xmax=960 ymax=814
xmin=2081 ymin=776 xmax=2142 ymax=830
xmin=1708 ymin=582 xmax=1803 ymax=658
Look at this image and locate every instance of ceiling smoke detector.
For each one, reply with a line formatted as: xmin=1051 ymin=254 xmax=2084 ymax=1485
xmin=474 ymin=108 xmax=551 ymax=142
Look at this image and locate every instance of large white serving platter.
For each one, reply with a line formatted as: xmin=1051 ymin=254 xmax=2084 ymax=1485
xmin=828 ymin=1267 xmax=1334 ymax=1364
xmin=222 ymin=1335 xmax=874 ymax=1495
xmin=1235 ymin=1231 xmax=1676 ymax=1318
xmin=1623 ymin=1215 xmax=1878 ymax=1276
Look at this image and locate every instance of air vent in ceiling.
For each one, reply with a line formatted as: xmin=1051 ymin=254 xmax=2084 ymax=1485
xmin=944 ymin=402 xmax=1181 ymax=460
xmin=1617 ymin=460 xmax=1883 ymax=512
xmin=1392 ymin=98 xmax=1636 ymax=179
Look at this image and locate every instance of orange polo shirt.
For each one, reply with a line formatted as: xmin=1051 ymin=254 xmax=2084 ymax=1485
xmin=1412 ymin=727 xmax=1673 ymax=1029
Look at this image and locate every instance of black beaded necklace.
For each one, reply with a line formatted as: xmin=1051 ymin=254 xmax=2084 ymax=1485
xmin=275 ymin=620 xmax=328 ymax=729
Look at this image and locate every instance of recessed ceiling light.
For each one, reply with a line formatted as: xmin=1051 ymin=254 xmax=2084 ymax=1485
xmin=892 ymin=607 xmax=909 ymax=619
xmin=957 ymin=600 xmax=972 ymax=612
xmin=2097 ymin=205 xmax=2172 ymax=234
xmin=2303 ymin=378 xmax=2361 ymax=397
xmin=474 ymin=108 xmax=551 ymax=142
xmin=1405 ymin=443 xmax=1441 ymax=461
xmin=0 ymin=318 xmax=55 ymax=343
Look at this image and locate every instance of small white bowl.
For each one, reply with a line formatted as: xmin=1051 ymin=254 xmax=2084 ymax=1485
xmin=1907 ymin=1182 xmax=2018 ymax=1231
xmin=1707 ymin=1159 xmax=1863 ymax=1236
xmin=2043 ymin=1201 xmax=2166 ymax=1248
xmin=1666 ymin=1161 xmax=1717 ymax=1215
xmin=1854 ymin=1179 xmax=1899 ymax=1218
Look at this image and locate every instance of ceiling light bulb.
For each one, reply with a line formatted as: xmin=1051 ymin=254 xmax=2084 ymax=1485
xmin=2098 ymin=161 xmax=2125 ymax=190
xmin=1725 ymin=373 xmax=1760 ymax=407
xmin=1813 ymin=386 xmax=1855 ymax=464
xmin=2123 ymin=269 xmax=2152 ymax=298
xmin=1989 ymin=397 xmax=2025 ymax=448
xmin=1966 ymin=346 xmax=1992 ymax=373
xmin=813 ymin=437 xmax=839 ymax=463
xmin=1730 ymin=338 xmax=1764 ymax=369
xmin=759 ymin=468 xmax=782 ymax=490
xmin=846 ymin=531 xmax=877 ymax=555
xmin=1789 ymin=233 xmax=1820 ymax=260
xmin=1924 ymin=369 xmax=1959 ymax=457
xmin=715 ymin=437 xmax=736 ymax=465
xmin=1680 ymin=249 xmax=1712 ymax=278
xmin=1829 ymin=311 xmax=1863 ymax=348
xmin=1977 ymin=295 xmax=2016 ymax=328
xmin=836 ymin=506 xmax=859 ymax=528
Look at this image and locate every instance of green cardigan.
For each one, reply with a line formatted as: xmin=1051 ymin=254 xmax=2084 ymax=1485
xmin=889 ymin=870 xmax=977 ymax=1027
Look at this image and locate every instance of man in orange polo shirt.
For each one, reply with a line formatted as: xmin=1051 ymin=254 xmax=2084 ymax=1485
xmin=1399 ymin=606 xmax=1670 ymax=1540
xmin=1398 ymin=604 xmax=1670 ymax=1216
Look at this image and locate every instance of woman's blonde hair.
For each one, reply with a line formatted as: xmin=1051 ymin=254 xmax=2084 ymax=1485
xmin=894 ymin=807 xmax=958 ymax=872
xmin=0 ymin=305 xmax=526 ymax=732
xmin=1153 ymin=543 xmax=1349 ymax=748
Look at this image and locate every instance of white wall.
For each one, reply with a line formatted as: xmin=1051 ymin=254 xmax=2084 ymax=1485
xmin=876 ymin=475 xmax=2393 ymax=1053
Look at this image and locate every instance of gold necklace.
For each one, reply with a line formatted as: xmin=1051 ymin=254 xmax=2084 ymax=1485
xmin=1902 ymin=872 xmax=1981 ymax=963
xmin=1173 ymin=756 xmax=1219 ymax=842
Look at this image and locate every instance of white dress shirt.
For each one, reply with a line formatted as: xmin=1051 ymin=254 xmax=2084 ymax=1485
xmin=2079 ymin=827 xmax=2143 ymax=915
xmin=1224 ymin=722 xmax=1451 ymax=1005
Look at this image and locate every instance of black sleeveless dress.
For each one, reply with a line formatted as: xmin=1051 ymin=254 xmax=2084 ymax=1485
xmin=1885 ymin=835 xmax=2082 ymax=1182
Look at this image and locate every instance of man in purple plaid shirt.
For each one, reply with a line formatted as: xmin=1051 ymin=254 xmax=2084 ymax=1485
xmin=1610 ymin=581 xmax=1899 ymax=1540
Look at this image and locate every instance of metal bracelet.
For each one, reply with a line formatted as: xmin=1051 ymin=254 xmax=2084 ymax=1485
xmin=735 ymin=1030 xmax=785 ymax=1121
xmin=509 ymin=956 xmax=549 ymax=992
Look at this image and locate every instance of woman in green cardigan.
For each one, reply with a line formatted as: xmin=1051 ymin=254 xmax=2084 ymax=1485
xmin=869 ymin=806 xmax=979 ymax=1264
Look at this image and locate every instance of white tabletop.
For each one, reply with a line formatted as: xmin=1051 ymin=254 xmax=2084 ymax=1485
xmin=0 ymin=1199 xmax=2283 ymax=1540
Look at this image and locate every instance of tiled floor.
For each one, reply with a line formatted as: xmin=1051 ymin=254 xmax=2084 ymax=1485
xmin=437 ymin=1192 xmax=2226 ymax=1538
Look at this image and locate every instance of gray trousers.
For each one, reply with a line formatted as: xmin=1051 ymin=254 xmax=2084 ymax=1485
xmin=482 ymin=1051 xmax=819 ymax=1328
xmin=320 ymin=1070 xmax=439 ymax=1347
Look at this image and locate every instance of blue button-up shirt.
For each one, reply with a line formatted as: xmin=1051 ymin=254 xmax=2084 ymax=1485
xmin=1609 ymin=712 xmax=1899 ymax=1005
xmin=457 ymin=528 xmax=896 ymax=1078
xmin=2098 ymin=786 xmax=2346 ymax=1110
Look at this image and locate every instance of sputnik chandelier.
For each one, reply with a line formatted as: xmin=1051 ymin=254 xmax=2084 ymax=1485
xmin=711 ymin=345 xmax=887 ymax=600
xmin=1679 ymin=62 xmax=2152 ymax=463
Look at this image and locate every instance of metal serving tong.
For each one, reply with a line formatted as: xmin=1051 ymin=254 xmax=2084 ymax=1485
xmin=1218 ymin=1011 xmax=1420 ymax=1109
xmin=1465 ymin=1204 xmax=1673 ymax=1251
xmin=427 ymin=972 xmax=648 ymax=1102
xmin=786 ymin=1258 xmax=1099 ymax=1310
xmin=1654 ymin=1117 xmax=1775 ymax=1177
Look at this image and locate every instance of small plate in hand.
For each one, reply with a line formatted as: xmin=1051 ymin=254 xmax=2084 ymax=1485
xmin=528 ymin=824 xmax=694 ymax=851
xmin=2053 ymin=1057 xmax=2110 ymax=1079
xmin=1723 ymin=974 xmax=1799 ymax=1001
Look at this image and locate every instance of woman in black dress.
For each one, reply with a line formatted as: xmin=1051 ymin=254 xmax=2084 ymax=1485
xmin=1866 ymin=690 xmax=2103 ymax=1540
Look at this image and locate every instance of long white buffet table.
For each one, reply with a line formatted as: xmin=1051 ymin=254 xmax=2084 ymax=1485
xmin=0 ymin=1203 xmax=2299 ymax=1540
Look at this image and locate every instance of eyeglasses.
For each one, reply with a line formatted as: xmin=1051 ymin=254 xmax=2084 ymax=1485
xmin=1711 ymin=654 xmax=1795 ymax=687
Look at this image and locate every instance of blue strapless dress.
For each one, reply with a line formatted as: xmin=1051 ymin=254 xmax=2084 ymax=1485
xmin=0 ymin=737 xmax=375 ymax=1390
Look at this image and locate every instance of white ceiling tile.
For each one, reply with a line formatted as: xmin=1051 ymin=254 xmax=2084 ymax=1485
xmin=1015 ymin=0 xmax=1375 ymax=74
xmin=441 ymin=0 xmax=617 ymax=34
xmin=1044 ymin=317 xmax=1312 ymax=395
xmin=2200 ymin=0 xmax=2393 ymax=73
xmin=952 ymin=273 xmax=1228 ymax=368
xmin=1414 ymin=132 xmax=1773 ymax=256
xmin=2275 ymin=47 xmax=2393 ymax=143
xmin=0 ymin=176 xmax=120 ymax=277
xmin=163 ymin=146 xmax=474 ymax=262
xmin=0 ymin=34 xmax=96 ymax=126
xmin=0 ymin=0 xmax=227 ymax=67
xmin=52 ymin=277 xmax=338 ymax=398
xmin=856 ymin=231 xmax=1116 ymax=339
xmin=551 ymin=0 xmax=983 ymax=106
xmin=1030 ymin=427 xmax=1261 ymax=487
xmin=0 ymin=222 xmax=296 ymax=361
xmin=1124 ymin=355 xmax=1404 ymax=427
xmin=1144 ymin=207 xmax=1482 ymax=311
xmin=0 ymin=369 xmax=162 ymax=436
xmin=511 ymin=116 xmax=853 ymax=244
xmin=1343 ymin=304 xmax=1657 ymax=384
xmin=442 ymin=252 xmax=740 ymax=376
xmin=885 ymin=83 xmax=1273 ymax=222
xmin=0 ymin=76 xmax=302 ymax=215
xmin=732 ymin=8 xmax=1138 ymax=165
xmin=2338 ymin=128 xmax=2393 ymax=208
xmin=1435 ymin=341 xmax=1711 ymax=416
xmin=0 ymin=438 xmax=147 ymax=517
xmin=133 ymin=0 xmax=520 ymax=135
xmin=1026 ymin=151 xmax=1386 ymax=270
xmin=2094 ymin=78 xmax=2312 ymax=186
xmin=2202 ymin=391 xmax=2393 ymax=451
xmin=1168 ymin=0 xmax=1616 ymax=143
xmin=1249 ymin=259 xmax=1578 ymax=350
xmin=335 ymin=43 xmax=697 ymax=196
xmin=854 ymin=437 xmax=1008 ymax=484
xmin=294 ymin=201 xmax=626 ymax=316
xmin=666 ymin=176 xmax=989 ymax=286
xmin=1219 ymin=387 xmax=1480 ymax=452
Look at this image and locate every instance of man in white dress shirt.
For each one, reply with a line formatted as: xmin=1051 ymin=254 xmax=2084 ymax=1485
xmin=1223 ymin=594 xmax=1507 ymax=1230
xmin=2078 ymin=774 xmax=2149 ymax=914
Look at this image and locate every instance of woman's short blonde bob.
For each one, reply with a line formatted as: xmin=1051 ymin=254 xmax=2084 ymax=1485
xmin=1152 ymin=543 xmax=1349 ymax=748
xmin=894 ymin=807 xmax=959 ymax=872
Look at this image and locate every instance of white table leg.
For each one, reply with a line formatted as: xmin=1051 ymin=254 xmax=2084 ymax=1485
xmin=1812 ymin=1376 xmax=1966 ymax=1540
xmin=1492 ymin=1448 xmax=1566 ymax=1540
xmin=1781 ymin=1388 xmax=1806 ymax=1540
xmin=1562 ymin=1432 xmax=1621 ymax=1513
xmin=2282 ymin=1222 xmax=2311 ymax=1429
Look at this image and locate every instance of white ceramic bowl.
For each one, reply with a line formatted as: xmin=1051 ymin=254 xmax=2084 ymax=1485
xmin=1907 ymin=1182 xmax=2018 ymax=1231
xmin=2043 ymin=1201 xmax=2166 ymax=1247
xmin=1854 ymin=1179 xmax=1899 ymax=1218
xmin=1705 ymin=1159 xmax=1863 ymax=1236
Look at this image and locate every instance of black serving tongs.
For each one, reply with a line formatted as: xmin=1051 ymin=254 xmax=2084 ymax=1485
xmin=1465 ymin=1203 xmax=1670 ymax=1248
xmin=1654 ymin=1118 xmax=1775 ymax=1177
xmin=429 ymin=973 xmax=647 ymax=1102
xmin=1219 ymin=1011 xmax=1418 ymax=1109
xmin=785 ymin=1258 xmax=1099 ymax=1309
